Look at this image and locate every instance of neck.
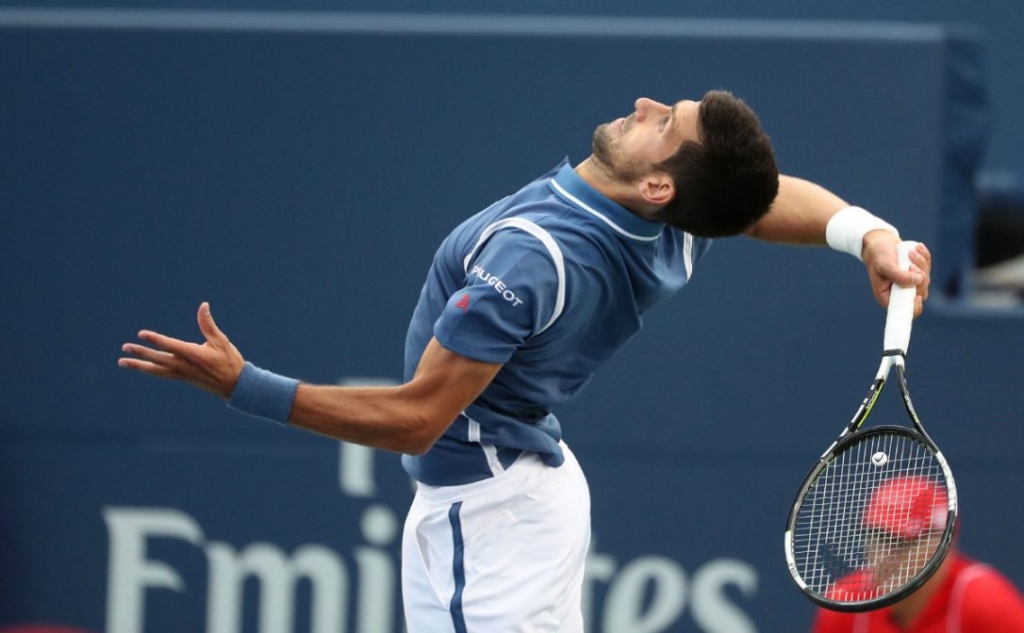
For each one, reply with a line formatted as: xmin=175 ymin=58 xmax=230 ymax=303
xmin=574 ymin=157 xmax=661 ymax=220
xmin=889 ymin=554 xmax=956 ymax=629
xmin=574 ymin=156 xmax=620 ymax=199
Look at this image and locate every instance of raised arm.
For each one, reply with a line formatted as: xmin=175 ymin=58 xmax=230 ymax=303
xmin=745 ymin=175 xmax=846 ymax=245
xmin=119 ymin=302 xmax=502 ymax=454
xmin=745 ymin=175 xmax=932 ymax=313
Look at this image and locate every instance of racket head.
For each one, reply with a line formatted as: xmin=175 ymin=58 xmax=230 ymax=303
xmin=784 ymin=425 xmax=958 ymax=611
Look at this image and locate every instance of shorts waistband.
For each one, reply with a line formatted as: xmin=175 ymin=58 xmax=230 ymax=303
xmin=410 ymin=440 xmax=582 ymax=506
xmin=413 ymin=450 xmax=543 ymax=505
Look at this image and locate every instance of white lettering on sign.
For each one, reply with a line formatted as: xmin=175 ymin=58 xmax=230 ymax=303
xmin=104 ymin=506 xmax=757 ymax=633
xmin=103 ymin=504 xmax=398 ymax=633
xmin=101 ymin=374 xmax=759 ymax=632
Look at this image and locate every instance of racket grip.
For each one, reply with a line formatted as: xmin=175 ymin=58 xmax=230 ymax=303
xmin=882 ymin=241 xmax=919 ymax=355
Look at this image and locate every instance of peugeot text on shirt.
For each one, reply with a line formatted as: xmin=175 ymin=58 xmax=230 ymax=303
xmin=469 ymin=264 xmax=525 ymax=307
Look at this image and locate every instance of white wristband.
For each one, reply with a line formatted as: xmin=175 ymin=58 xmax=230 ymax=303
xmin=825 ymin=206 xmax=900 ymax=261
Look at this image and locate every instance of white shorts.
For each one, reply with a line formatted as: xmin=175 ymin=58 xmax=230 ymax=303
xmin=401 ymin=441 xmax=591 ymax=632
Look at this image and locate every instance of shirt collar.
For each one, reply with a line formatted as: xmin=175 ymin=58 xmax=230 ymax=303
xmin=549 ymin=160 xmax=665 ymax=242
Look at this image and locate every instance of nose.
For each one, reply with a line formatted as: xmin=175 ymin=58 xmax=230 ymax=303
xmin=634 ymin=97 xmax=668 ymax=122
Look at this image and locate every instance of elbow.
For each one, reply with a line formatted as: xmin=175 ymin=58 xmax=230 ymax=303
xmin=395 ymin=412 xmax=449 ymax=456
xmin=398 ymin=434 xmax=439 ymax=457
xmin=393 ymin=424 xmax=430 ymax=456
xmin=402 ymin=441 xmax=434 ymax=457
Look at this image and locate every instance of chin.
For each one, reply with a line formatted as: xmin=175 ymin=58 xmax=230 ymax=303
xmin=591 ymin=127 xmax=616 ymax=166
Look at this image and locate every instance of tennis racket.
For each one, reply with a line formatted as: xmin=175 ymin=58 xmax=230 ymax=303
xmin=784 ymin=241 xmax=958 ymax=612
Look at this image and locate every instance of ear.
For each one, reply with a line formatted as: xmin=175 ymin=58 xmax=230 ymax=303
xmin=638 ymin=172 xmax=676 ymax=207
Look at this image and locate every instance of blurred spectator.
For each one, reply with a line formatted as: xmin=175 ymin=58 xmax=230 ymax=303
xmin=811 ymin=475 xmax=1024 ymax=632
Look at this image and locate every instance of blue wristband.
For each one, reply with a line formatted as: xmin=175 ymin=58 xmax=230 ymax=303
xmin=227 ymin=362 xmax=299 ymax=426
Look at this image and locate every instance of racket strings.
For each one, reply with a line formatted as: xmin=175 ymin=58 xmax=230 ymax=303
xmin=791 ymin=432 xmax=948 ymax=604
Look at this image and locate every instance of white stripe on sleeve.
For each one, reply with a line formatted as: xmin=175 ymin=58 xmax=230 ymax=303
xmin=463 ymin=218 xmax=566 ymax=335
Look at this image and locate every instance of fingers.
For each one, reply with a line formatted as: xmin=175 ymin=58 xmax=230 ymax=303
xmin=197 ymin=301 xmax=225 ymax=344
xmin=118 ymin=303 xmax=245 ymax=398
xmin=889 ymin=243 xmax=931 ymax=288
xmin=136 ymin=329 xmax=196 ymax=358
xmin=122 ymin=304 xmax=222 ymax=353
xmin=128 ymin=303 xmax=221 ymax=359
xmin=119 ymin=339 xmax=190 ymax=380
xmin=912 ymin=241 xmax=933 ymax=264
xmin=867 ymin=240 xmax=933 ymax=312
xmin=118 ymin=322 xmax=200 ymax=380
xmin=891 ymin=263 xmax=923 ymax=288
xmin=895 ymin=243 xmax=931 ymax=317
xmin=875 ymin=285 xmax=892 ymax=309
xmin=910 ymin=243 xmax=931 ymax=301
xmin=120 ymin=342 xmax=176 ymax=366
xmin=117 ymin=356 xmax=182 ymax=380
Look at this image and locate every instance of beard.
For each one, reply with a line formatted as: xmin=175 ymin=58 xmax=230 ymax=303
xmin=590 ymin=123 xmax=651 ymax=183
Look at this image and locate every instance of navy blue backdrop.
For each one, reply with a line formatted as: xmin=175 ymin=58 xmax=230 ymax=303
xmin=1 ymin=11 xmax=1022 ymax=633
xmin=2 ymin=0 xmax=1022 ymax=196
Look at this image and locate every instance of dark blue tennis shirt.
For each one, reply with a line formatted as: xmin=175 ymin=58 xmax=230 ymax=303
xmin=402 ymin=159 xmax=713 ymax=485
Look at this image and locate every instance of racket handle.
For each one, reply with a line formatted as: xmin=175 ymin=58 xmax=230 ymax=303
xmin=882 ymin=241 xmax=919 ymax=355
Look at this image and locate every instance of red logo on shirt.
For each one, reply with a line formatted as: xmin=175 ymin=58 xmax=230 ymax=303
xmin=456 ymin=294 xmax=470 ymax=312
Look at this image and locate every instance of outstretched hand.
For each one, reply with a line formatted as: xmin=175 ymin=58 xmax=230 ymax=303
xmin=862 ymin=231 xmax=931 ymax=317
xmin=118 ymin=302 xmax=245 ymax=399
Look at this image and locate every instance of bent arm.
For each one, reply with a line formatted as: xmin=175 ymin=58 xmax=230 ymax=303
xmin=119 ymin=303 xmax=502 ymax=455
xmin=745 ymin=175 xmax=848 ymax=245
xmin=289 ymin=337 xmax=502 ymax=455
xmin=742 ymin=176 xmax=933 ymax=314
xmin=741 ymin=175 xmax=931 ymax=313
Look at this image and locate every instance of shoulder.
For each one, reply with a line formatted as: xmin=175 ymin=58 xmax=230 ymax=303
xmin=464 ymin=217 xmax=567 ymax=291
xmin=954 ymin=562 xmax=1024 ymax=629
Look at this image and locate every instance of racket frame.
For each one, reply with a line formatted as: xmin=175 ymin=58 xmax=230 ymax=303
xmin=783 ymin=241 xmax=958 ymax=612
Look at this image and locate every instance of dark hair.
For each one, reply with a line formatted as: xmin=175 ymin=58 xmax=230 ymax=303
xmin=655 ymin=90 xmax=779 ymax=237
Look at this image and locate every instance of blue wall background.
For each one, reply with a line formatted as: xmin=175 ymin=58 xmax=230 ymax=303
xmin=3 ymin=0 xmax=1022 ymax=183
xmin=1 ymin=7 xmax=1022 ymax=633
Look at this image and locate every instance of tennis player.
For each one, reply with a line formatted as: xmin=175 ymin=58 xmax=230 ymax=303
xmin=119 ymin=90 xmax=931 ymax=632
xmin=813 ymin=476 xmax=1024 ymax=632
